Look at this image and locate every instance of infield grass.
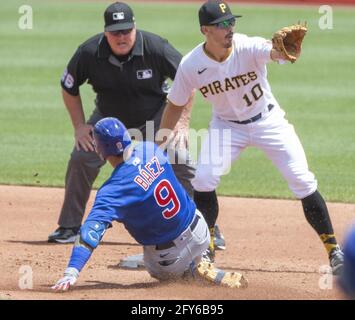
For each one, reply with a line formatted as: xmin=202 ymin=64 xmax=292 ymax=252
xmin=1 ymin=1 xmax=354 ymax=202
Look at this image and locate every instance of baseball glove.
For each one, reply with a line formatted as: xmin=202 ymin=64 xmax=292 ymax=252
xmin=272 ymin=22 xmax=308 ymax=63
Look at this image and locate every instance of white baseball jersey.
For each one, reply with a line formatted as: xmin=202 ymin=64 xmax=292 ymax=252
xmin=168 ymin=33 xmax=279 ymax=122
xmin=169 ymin=33 xmax=317 ymax=199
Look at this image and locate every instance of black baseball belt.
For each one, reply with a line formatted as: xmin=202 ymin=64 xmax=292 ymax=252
xmin=229 ymin=104 xmax=274 ymax=125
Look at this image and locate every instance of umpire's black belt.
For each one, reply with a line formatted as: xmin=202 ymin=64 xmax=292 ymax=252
xmin=229 ymin=104 xmax=274 ymax=124
xmin=155 ymin=214 xmax=200 ymax=250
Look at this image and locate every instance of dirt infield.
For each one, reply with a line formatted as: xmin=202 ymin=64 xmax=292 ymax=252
xmin=1 ymin=185 xmax=354 ymax=300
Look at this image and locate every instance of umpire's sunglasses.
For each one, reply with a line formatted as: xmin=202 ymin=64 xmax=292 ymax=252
xmin=108 ymin=28 xmax=133 ymax=36
xmin=212 ymin=18 xmax=236 ymax=29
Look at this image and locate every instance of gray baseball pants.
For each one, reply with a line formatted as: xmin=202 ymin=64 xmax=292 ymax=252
xmin=143 ymin=209 xmax=210 ymax=280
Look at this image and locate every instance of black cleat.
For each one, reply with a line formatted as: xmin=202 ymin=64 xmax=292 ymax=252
xmin=214 ymin=224 xmax=226 ymax=250
xmin=48 ymin=227 xmax=80 ymax=243
xmin=329 ymin=246 xmax=344 ymax=276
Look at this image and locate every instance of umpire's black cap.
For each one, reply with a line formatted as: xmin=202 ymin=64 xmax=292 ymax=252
xmin=199 ymin=0 xmax=242 ymax=26
xmin=104 ymin=2 xmax=135 ymax=32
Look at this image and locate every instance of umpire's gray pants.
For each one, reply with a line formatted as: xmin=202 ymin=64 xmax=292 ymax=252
xmin=58 ymin=108 xmax=196 ymax=228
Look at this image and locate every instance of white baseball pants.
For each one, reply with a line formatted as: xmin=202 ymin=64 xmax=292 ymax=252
xmin=192 ymin=106 xmax=317 ymax=199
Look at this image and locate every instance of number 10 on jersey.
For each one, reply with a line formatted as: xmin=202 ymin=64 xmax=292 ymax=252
xmin=243 ymin=83 xmax=264 ymax=107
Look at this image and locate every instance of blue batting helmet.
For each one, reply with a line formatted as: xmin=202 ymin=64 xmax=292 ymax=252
xmin=93 ymin=117 xmax=131 ymax=159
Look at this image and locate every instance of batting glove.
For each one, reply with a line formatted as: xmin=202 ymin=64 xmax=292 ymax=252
xmin=52 ymin=267 xmax=79 ymax=292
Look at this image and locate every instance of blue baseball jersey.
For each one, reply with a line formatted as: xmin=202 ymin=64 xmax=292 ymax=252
xmin=86 ymin=141 xmax=196 ymax=245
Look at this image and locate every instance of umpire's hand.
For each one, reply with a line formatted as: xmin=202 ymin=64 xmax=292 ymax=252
xmin=75 ymin=124 xmax=94 ymax=152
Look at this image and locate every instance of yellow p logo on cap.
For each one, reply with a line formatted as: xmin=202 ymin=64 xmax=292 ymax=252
xmin=219 ymin=3 xmax=227 ymax=13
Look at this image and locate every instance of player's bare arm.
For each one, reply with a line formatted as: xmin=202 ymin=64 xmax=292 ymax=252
xmin=158 ymin=99 xmax=189 ymax=148
xmin=172 ymin=91 xmax=195 ymax=149
xmin=62 ymin=89 xmax=94 ymax=152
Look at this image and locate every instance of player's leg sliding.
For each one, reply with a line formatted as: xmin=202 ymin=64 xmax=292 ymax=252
xmin=301 ymin=190 xmax=344 ymax=275
xmin=194 ymin=190 xmax=219 ymax=262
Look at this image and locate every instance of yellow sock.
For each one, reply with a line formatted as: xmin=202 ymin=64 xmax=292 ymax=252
xmin=320 ymin=233 xmax=338 ymax=255
xmin=209 ymin=227 xmax=215 ymax=252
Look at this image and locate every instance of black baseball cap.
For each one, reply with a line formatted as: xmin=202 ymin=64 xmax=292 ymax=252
xmin=104 ymin=2 xmax=135 ymax=32
xmin=199 ymin=0 xmax=242 ymax=26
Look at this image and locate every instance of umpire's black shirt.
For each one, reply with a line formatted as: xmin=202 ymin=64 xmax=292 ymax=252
xmin=60 ymin=30 xmax=182 ymax=128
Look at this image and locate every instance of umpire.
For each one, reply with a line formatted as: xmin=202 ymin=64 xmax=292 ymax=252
xmin=48 ymin=2 xmax=195 ymax=243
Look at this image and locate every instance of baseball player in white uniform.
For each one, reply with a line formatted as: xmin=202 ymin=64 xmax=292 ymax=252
xmin=159 ymin=0 xmax=344 ymax=274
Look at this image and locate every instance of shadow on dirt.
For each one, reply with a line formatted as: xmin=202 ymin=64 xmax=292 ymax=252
xmin=223 ymin=265 xmax=317 ymax=274
xmin=40 ymin=280 xmax=162 ymax=292
xmin=6 ymin=240 xmax=140 ymax=247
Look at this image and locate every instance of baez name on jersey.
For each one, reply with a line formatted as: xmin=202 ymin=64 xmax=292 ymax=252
xmin=199 ymin=71 xmax=258 ymax=98
xmin=134 ymin=156 xmax=165 ymax=191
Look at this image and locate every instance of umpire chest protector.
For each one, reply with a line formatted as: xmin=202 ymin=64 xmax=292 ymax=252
xmin=61 ymin=30 xmax=182 ymax=128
